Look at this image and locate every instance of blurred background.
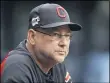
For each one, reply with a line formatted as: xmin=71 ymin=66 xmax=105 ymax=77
xmin=1 ymin=1 xmax=109 ymax=83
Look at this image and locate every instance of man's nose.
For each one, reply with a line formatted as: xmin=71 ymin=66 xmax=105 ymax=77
xmin=58 ymin=37 xmax=69 ymax=47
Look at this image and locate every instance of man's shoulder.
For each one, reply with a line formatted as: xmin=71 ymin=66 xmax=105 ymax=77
xmin=5 ymin=50 xmax=32 ymax=67
xmin=1 ymin=50 xmax=34 ymax=83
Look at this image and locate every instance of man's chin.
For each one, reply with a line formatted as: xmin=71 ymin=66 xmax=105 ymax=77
xmin=54 ymin=57 xmax=65 ymax=63
xmin=48 ymin=54 xmax=66 ymax=63
xmin=57 ymin=60 xmax=64 ymax=63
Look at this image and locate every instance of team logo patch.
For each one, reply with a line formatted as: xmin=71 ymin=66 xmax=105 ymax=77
xmin=56 ymin=6 xmax=66 ymax=18
xmin=31 ymin=16 xmax=40 ymax=26
xmin=65 ymin=72 xmax=72 ymax=83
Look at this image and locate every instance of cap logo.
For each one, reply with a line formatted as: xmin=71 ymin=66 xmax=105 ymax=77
xmin=31 ymin=16 xmax=40 ymax=26
xmin=56 ymin=6 xmax=66 ymax=18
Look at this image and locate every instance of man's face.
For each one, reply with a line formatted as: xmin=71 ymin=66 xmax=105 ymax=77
xmin=33 ymin=25 xmax=72 ymax=63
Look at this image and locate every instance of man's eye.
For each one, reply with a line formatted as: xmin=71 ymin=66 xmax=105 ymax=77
xmin=64 ymin=35 xmax=70 ymax=37
xmin=53 ymin=33 xmax=59 ymax=36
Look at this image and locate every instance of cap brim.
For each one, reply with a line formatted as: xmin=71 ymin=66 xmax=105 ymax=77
xmin=40 ymin=22 xmax=82 ymax=31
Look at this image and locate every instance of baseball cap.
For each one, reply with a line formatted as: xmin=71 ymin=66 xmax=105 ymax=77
xmin=29 ymin=3 xmax=82 ymax=31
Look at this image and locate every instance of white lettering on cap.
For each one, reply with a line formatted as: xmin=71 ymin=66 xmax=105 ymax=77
xmin=31 ymin=16 xmax=40 ymax=26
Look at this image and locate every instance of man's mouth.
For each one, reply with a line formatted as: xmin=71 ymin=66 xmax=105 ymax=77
xmin=56 ymin=51 xmax=66 ymax=55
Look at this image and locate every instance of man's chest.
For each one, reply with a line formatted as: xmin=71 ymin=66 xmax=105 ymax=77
xmin=30 ymin=65 xmax=65 ymax=83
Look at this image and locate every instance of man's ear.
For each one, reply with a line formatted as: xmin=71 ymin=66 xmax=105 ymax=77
xmin=27 ymin=29 xmax=36 ymax=45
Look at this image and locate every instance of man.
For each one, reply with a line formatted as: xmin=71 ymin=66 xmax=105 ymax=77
xmin=1 ymin=3 xmax=82 ymax=83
